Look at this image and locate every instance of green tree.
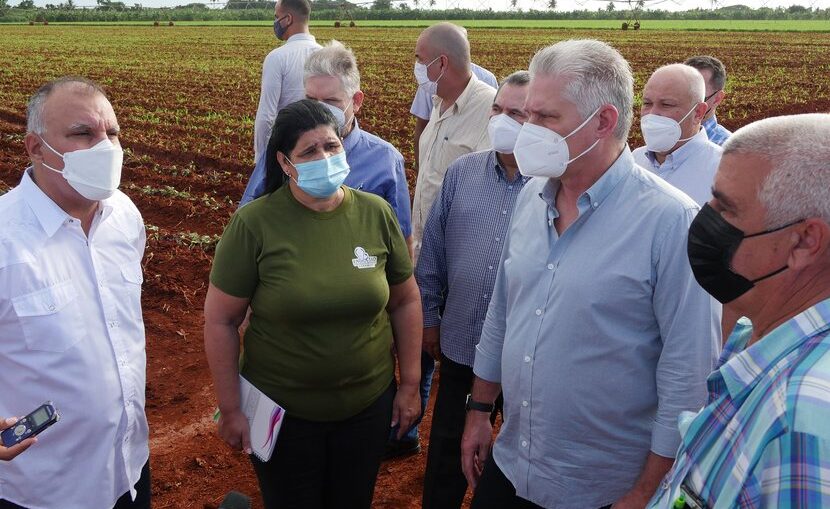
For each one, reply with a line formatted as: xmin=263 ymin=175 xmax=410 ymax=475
xmin=547 ymin=0 xmax=556 ymax=8
xmin=371 ymin=0 xmax=390 ymax=8
xmin=606 ymin=1 xmax=614 ymax=11
xmin=16 ymin=0 xmax=35 ymax=8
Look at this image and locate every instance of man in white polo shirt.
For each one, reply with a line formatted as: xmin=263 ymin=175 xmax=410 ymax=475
xmin=0 ymin=77 xmax=149 ymax=509
xmin=633 ymin=63 xmax=722 ymax=206
xmin=252 ymin=0 xmax=321 ymax=163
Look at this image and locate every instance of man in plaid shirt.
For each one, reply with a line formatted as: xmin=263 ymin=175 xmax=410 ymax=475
xmin=648 ymin=113 xmax=830 ymax=508
xmin=685 ymin=56 xmax=732 ymax=146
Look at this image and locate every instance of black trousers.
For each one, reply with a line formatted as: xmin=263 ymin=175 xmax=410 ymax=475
xmin=423 ymin=355 xmax=501 ymax=509
xmin=471 ymin=455 xmax=611 ymax=509
xmin=0 ymin=460 xmax=151 ymax=509
xmin=250 ymin=381 xmax=395 ymax=509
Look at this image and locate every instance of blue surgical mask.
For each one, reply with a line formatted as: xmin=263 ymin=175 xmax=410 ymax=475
xmin=288 ymin=151 xmax=350 ymax=198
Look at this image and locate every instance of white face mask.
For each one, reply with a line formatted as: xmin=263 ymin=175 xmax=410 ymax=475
xmin=414 ymin=56 xmax=443 ymax=88
xmin=640 ymin=105 xmax=697 ymax=153
xmin=513 ymin=107 xmax=601 ymax=179
xmin=40 ymin=136 xmax=123 ymax=201
xmin=488 ymin=114 xmax=523 ymax=154
xmin=319 ymin=100 xmax=353 ymax=134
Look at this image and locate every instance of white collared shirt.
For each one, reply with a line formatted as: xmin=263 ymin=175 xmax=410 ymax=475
xmin=253 ymin=33 xmax=321 ymax=161
xmin=0 ymin=169 xmax=149 ymax=509
xmin=412 ymin=75 xmax=496 ymax=260
xmin=632 ymin=128 xmax=723 ymax=206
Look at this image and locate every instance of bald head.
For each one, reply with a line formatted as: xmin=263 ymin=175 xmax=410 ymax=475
xmin=416 ymin=22 xmax=471 ymax=72
xmin=645 ymin=64 xmax=705 ymax=106
xmin=27 ymin=77 xmax=109 ymax=135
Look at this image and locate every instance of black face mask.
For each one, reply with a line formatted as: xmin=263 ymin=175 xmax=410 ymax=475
xmin=687 ymin=203 xmax=801 ymax=304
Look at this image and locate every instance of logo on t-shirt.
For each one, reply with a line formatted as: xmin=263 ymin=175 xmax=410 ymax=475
xmin=352 ymin=247 xmax=377 ymax=269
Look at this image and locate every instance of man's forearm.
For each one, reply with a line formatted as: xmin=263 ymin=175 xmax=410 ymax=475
xmin=627 ymin=452 xmax=674 ymax=502
xmin=470 ymin=376 xmax=501 ymax=406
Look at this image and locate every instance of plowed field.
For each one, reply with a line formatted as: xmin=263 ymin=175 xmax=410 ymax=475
xmin=1 ymin=24 xmax=829 ymax=509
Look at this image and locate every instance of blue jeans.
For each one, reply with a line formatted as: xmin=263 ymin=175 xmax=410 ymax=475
xmin=389 ymin=350 xmax=435 ymax=442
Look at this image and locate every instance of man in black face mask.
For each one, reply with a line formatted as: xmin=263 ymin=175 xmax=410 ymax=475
xmin=647 ymin=113 xmax=830 ymax=508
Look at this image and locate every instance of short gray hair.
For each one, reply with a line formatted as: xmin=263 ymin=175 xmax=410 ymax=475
xmin=529 ymin=39 xmax=634 ymax=140
xmin=26 ymin=76 xmax=108 ymax=134
xmin=498 ymin=70 xmax=531 ymax=89
xmin=723 ymin=113 xmax=830 ymax=228
xmin=650 ymin=63 xmax=705 ymax=104
xmin=420 ymin=22 xmax=471 ymax=72
xmin=304 ymin=40 xmax=360 ymax=98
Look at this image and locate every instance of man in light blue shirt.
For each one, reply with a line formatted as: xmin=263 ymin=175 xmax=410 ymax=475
xmin=240 ymin=41 xmax=412 ymax=251
xmin=461 ymin=39 xmax=721 ymax=509
xmin=685 ymin=55 xmax=732 ymax=146
xmin=633 ymin=64 xmax=722 ymax=206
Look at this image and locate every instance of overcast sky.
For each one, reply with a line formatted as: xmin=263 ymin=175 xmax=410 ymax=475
xmin=24 ymin=0 xmax=828 ymax=12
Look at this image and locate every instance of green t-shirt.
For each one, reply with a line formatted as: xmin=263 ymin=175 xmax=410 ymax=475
xmin=210 ymin=185 xmax=412 ymax=421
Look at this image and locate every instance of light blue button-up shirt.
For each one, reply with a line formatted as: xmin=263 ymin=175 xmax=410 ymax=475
xmin=240 ymin=120 xmax=412 ymax=237
xmin=473 ymin=146 xmax=721 ymax=509
xmin=633 ymin=128 xmax=722 ymax=206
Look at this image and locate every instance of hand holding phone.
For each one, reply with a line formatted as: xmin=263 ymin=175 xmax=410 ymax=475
xmin=0 ymin=402 xmax=59 ymax=458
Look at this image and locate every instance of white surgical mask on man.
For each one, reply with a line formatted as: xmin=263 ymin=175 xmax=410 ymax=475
xmin=513 ymin=107 xmax=601 ymax=178
xmin=40 ymin=136 xmax=123 ymax=201
xmin=319 ymin=100 xmax=353 ymax=134
xmin=640 ymin=104 xmax=697 ymax=153
xmin=414 ymin=56 xmax=443 ymax=88
xmin=488 ymin=114 xmax=523 ymax=154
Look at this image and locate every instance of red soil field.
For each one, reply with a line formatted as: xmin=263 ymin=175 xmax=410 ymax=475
xmin=1 ymin=25 xmax=829 ymax=508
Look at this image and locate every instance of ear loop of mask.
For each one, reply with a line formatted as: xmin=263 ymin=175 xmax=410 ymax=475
xmin=38 ymin=136 xmax=65 ymax=174
xmin=563 ymin=106 xmax=602 ymax=164
xmin=675 ymin=104 xmax=700 ymax=144
xmin=735 ymin=218 xmax=805 ymax=284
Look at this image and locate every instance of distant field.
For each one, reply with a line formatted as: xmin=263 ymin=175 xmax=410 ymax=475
xmin=10 ymin=19 xmax=830 ymax=31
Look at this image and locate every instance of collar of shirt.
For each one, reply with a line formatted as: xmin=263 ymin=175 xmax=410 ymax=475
xmin=644 ymin=127 xmax=709 ymax=172
xmin=538 ymin=145 xmax=634 ymax=222
xmin=342 ymin=118 xmax=364 ymax=154
xmin=20 ymin=167 xmax=114 ymax=238
xmin=490 ymin=151 xmax=528 ymax=184
xmin=431 ymin=74 xmax=482 ymax=120
xmin=285 ymin=33 xmax=316 ymax=44
xmin=711 ymin=298 xmax=830 ymax=400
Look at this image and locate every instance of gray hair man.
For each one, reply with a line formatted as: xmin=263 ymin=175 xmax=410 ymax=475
xmin=241 ymin=40 xmax=413 ymax=254
xmin=417 ymin=71 xmax=531 ymax=509
xmin=684 ymin=55 xmax=731 ymax=145
xmin=633 ymin=63 xmax=722 ymax=206
xmin=0 ymin=77 xmax=150 ymax=508
xmin=461 ymin=40 xmax=720 ymax=509
xmin=649 ymin=113 xmax=830 ymax=507
xmin=252 ymin=0 xmax=320 ymax=162
xmin=411 ymin=22 xmax=496 ymax=261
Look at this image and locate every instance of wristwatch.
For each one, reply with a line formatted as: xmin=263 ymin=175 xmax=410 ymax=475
xmin=465 ymin=393 xmax=495 ymax=413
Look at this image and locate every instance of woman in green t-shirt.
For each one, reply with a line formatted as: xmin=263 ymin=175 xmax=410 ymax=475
xmin=204 ymin=100 xmax=422 ymax=508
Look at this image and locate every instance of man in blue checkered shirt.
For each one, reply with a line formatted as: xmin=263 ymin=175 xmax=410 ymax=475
xmin=416 ymin=71 xmax=532 ymax=509
xmin=685 ymin=56 xmax=732 ymax=146
xmin=649 ymin=113 xmax=830 ymax=508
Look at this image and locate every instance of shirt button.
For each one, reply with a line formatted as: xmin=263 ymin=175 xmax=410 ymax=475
xmin=488 ymin=265 xmax=493 ymax=270
xmin=592 ymin=201 xmax=599 ymax=208
xmin=522 ymin=400 xmax=528 ymax=407
xmin=535 ymin=309 xmax=542 ymax=316
xmin=483 ymin=293 xmax=489 ymax=299
xmin=508 ymin=185 xmax=513 ymax=190
xmin=48 ymin=304 xmax=56 ymax=311
xmin=501 ymin=210 xmax=507 ymax=215
xmin=521 ymin=440 xmax=528 ymax=448
xmin=524 ymin=355 xmax=531 ymax=363
xmin=495 ymin=237 xmax=500 ymax=242
xmin=547 ymin=263 xmax=554 ymax=270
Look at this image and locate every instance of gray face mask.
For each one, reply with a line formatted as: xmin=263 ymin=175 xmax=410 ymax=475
xmin=318 ymin=100 xmax=353 ymax=134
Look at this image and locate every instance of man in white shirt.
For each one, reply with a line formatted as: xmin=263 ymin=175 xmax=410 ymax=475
xmin=411 ymin=22 xmax=496 ymax=259
xmin=633 ymin=63 xmax=722 ymax=206
xmin=410 ymin=59 xmax=497 ymax=167
xmin=0 ymin=77 xmax=149 ymax=509
xmin=252 ymin=0 xmax=320 ymax=163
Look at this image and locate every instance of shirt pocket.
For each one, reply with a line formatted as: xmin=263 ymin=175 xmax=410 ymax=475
xmin=11 ymin=280 xmax=87 ymax=353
